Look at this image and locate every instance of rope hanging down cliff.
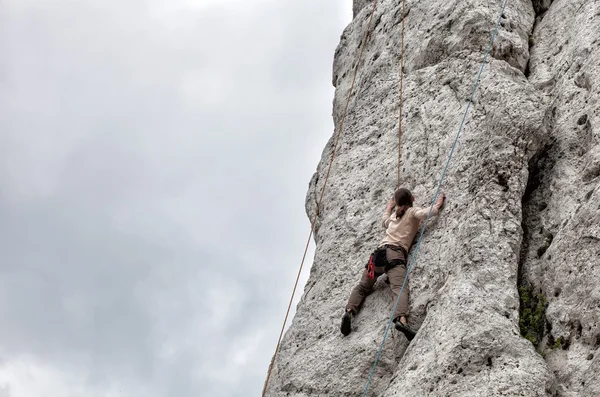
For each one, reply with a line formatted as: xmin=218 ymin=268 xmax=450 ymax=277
xmin=261 ymin=2 xmax=381 ymax=395
xmin=397 ymin=0 xmax=407 ymax=187
xmin=361 ymin=0 xmax=510 ymax=396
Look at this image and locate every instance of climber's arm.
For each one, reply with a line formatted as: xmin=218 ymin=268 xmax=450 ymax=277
xmin=413 ymin=193 xmax=445 ymax=221
xmin=382 ymin=197 xmax=395 ymax=228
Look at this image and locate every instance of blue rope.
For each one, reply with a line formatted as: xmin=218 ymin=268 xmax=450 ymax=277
xmin=361 ymin=0 xmax=509 ymax=395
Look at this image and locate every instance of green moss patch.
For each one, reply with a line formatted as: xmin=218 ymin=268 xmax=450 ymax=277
xmin=519 ymin=284 xmax=547 ymax=347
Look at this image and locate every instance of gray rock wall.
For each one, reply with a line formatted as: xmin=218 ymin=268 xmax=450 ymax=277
xmin=522 ymin=0 xmax=600 ymax=396
xmin=265 ymin=0 xmax=599 ymax=396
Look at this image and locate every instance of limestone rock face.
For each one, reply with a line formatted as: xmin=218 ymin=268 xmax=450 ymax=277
xmin=265 ymin=0 xmax=600 ymax=396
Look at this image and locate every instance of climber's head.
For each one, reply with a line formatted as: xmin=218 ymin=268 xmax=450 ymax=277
xmin=394 ymin=188 xmax=414 ymax=218
xmin=394 ymin=188 xmax=414 ymax=206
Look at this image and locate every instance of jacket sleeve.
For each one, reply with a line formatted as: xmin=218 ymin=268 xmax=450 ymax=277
xmin=382 ymin=210 xmax=393 ymax=229
xmin=413 ymin=206 xmax=439 ymax=221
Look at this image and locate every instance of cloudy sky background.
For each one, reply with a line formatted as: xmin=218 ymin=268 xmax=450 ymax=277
xmin=0 ymin=1 xmax=352 ymax=396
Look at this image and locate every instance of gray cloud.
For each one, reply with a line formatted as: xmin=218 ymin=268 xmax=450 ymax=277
xmin=0 ymin=0 xmax=351 ymax=395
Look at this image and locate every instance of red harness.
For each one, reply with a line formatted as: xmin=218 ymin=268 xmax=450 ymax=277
xmin=367 ymin=253 xmax=376 ymax=279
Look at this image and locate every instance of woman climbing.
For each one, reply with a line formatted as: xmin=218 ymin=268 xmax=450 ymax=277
xmin=340 ymin=187 xmax=445 ymax=340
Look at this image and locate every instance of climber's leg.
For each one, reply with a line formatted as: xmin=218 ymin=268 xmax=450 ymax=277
xmin=342 ymin=267 xmax=382 ymax=336
xmin=386 ymin=250 xmax=416 ymax=341
xmin=386 ymin=262 xmax=409 ymax=320
xmin=345 ymin=268 xmax=378 ymax=315
xmin=385 ymin=248 xmax=409 ymax=320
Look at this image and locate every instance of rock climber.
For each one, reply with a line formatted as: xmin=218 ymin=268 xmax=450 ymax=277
xmin=340 ymin=187 xmax=445 ymax=340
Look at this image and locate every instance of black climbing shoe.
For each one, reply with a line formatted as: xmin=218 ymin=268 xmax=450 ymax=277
xmin=394 ymin=319 xmax=416 ymax=341
xmin=341 ymin=311 xmax=353 ymax=336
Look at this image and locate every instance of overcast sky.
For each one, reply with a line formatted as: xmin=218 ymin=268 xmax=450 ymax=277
xmin=0 ymin=1 xmax=352 ymax=396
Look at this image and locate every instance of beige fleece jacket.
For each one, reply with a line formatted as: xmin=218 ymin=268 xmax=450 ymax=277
xmin=379 ymin=206 xmax=439 ymax=251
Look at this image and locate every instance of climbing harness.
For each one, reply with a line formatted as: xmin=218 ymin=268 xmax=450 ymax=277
xmin=361 ymin=0 xmax=510 ymax=395
xmin=366 ymin=245 xmax=408 ymax=279
xmin=261 ymin=2 xmax=380 ymax=395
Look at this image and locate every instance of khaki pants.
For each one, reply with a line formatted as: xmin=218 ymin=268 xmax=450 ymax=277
xmin=345 ymin=248 xmax=409 ymax=319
